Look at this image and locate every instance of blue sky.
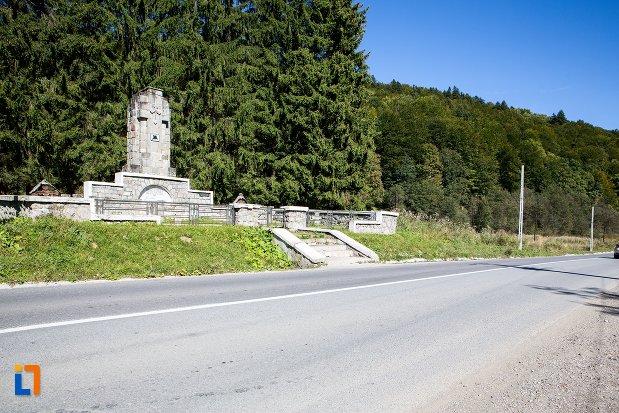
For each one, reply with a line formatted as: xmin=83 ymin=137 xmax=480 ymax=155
xmin=359 ymin=1 xmax=619 ymax=130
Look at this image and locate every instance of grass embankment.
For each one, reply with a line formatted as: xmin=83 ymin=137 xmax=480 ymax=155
xmin=349 ymin=213 xmax=613 ymax=261
xmin=0 ymin=217 xmax=292 ymax=284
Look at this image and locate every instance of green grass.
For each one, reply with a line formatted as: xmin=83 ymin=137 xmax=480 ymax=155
xmin=2 ymin=213 xmax=613 ymax=284
xmin=0 ymin=217 xmax=292 ymax=284
xmin=348 ymin=212 xmax=614 ymax=261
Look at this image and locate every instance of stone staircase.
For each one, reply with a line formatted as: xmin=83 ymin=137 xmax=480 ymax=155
xmin=303 ymin=233 xmax=374 ymax=266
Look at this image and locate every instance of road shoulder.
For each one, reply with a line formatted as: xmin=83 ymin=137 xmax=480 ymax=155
xmin=422 ymin=286 xmax=619 ymax=413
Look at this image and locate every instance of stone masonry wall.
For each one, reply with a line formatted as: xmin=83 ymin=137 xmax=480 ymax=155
xmin=282 ymin=206 xmax=309 ymax=230
xmin=233 ymin=204 xmax=262 ymax=226
xmin=0 ymin=192 xmax=397 ymax=236
xmin=84 ymin=172 xmax=213 ymax=204
xmin=348 ymin=211 xmax=398 ymax=234
xmin=0 ymin=196 xmax=91 ymax=221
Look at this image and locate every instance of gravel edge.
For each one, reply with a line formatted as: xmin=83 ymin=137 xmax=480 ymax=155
xmin=422 ymin=286 xmax=619 ymax=413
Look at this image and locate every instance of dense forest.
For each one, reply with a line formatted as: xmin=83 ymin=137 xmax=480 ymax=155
xmin=0 ymin=0 xmax=381 ymax=208
xmin=370 ymin=82 xmax=619 ymax=236
xmin=1 ymin=0 xmax=619 ymax=236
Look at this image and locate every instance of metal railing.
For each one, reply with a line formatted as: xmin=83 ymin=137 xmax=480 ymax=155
xmin=93 ymin=199 xmax=377 ymax=228
xmin=257 ymin=207 xmax=284 ymax=227
xmin=94 ymin=199 xmax=233 ymax=225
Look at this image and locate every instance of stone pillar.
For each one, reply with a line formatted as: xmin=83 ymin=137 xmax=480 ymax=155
xmin=379 ymin=212 xmax=399 ymax=234
xmin=233 ymin=204 xmax=262 ymax=227
xmin=124 ymin=87 xmax=175 ymax=177
xmin=282 ymin=206 xmax=309 ymax=230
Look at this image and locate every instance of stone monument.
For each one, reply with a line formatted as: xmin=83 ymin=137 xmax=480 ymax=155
xmin=84 ymin=88 xmax=213 ymax=204
xmin=124 ymin=88 xmax=175 ymax=177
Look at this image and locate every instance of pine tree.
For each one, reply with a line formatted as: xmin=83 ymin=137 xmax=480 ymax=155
xmin=549 ymin=109 xmax=567 ymax=125
xmin=273 ymin=0 xmax=379 ymax=208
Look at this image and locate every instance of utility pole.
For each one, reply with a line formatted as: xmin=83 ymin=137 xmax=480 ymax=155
xmin=589 ymin=205 xmax=595 ymax=252
xmin=518 ymin=165 xmax=524 ymax=251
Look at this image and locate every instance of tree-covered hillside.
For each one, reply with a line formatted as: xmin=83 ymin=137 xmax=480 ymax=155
xmin=2 ymin=1 xmax=619 ymax=236
xmin=0 ymin=0 xmax=381 ymax=208
xmin=370 ymin=81 xmax=619 ymax=236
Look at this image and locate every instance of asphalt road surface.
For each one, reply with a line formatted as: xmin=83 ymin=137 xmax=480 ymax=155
xmin=1 ymin=254 xmax=617 ymax=412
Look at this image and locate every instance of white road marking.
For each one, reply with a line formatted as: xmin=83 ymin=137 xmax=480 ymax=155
xmin=0 ymin=257 xmax=600 ymax=335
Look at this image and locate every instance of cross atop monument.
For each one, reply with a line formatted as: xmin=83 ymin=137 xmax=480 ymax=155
xmin=124 ymin=87 xmax=176 ymax=177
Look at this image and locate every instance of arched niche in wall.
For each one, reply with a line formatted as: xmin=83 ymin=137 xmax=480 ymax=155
xmin=139 ymin=185 xmax=173 ymax=202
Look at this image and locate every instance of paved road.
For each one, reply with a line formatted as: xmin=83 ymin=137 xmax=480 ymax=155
xmin=0 ymin=254 xmax=617 ymax=412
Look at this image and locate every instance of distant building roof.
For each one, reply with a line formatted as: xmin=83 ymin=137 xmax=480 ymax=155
xmin=233 ymin=193 xmax=247 ymax=204
xmin=29 ymin=179 xmax=60 ymax=196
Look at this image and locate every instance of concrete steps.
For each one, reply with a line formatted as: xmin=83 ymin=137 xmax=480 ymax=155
xmin=312 ymin=245 xmax=355 ymax=259
xmin=272 ymin=227 xmax=378 ymax=268
xmin=304 ymin=234 xmax=371 ymax=265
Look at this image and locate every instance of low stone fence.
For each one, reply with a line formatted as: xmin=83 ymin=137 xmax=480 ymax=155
xmin=348 ymin=211 xmax=399 ymax=234
xmin=0 ymin=196 xmax=398 ymax=234
xmin=94 ymin=198 xmax=233 ymax=224
xmin=281 ymin=206 xmax=397 ymax=234
xmin=306 ymin=209 xmax=375 ymax=229
xmin=0 ymin=195 xmax=92 ymax=221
